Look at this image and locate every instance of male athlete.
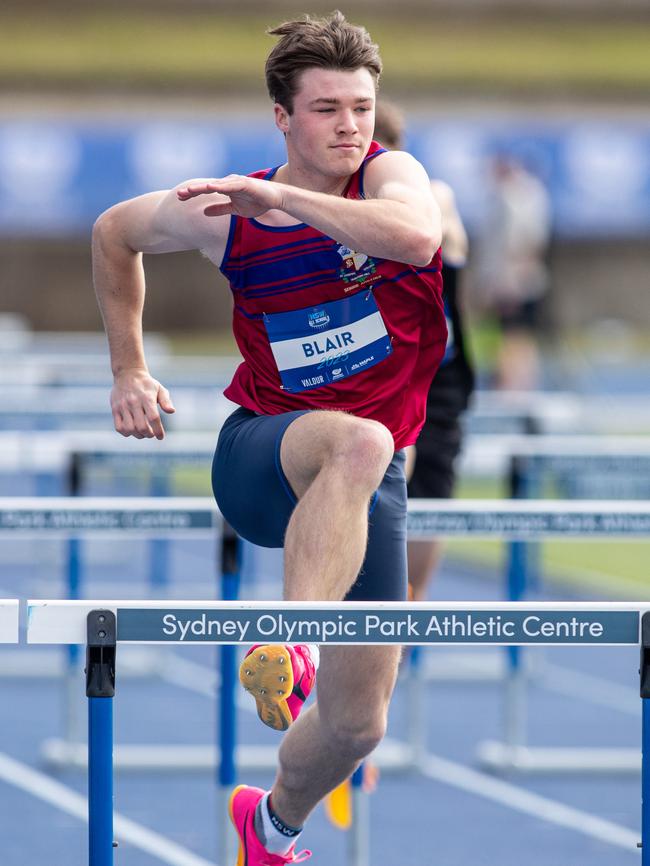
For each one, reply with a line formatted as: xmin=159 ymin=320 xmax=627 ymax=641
xmin=93 ymin=13 xmax=445 ymax=864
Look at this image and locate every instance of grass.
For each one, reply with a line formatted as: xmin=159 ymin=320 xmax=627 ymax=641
xmin=1 ymin=11 xmax=649 ymax=96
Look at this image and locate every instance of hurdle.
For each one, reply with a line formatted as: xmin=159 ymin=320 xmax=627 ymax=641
xmin=420 ymin=436 xmax=650 ymax=727
xmin=492 ymin=440 xmax=650 ymax=774
xmin=468 ymin=390 xmax=650 ymax=436
xmin=26 ymin=599 xmax=650 ymax=866
xmin=0 ymin=498 xmax=220 ymax=748
xmin=0 ymin=386 xmax=235 ymax=432
xmin=0 ymin=349 xmax=239 ymax=388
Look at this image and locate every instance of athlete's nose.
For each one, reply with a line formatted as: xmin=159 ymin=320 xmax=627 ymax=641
xmin=336 ymin=109 xmax=358 ymax=135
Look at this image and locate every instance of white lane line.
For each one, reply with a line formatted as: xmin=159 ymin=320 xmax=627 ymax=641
xmin=419 ymin=750 xmax=638 ymax=852
xmin=0 ymin=751 xmax=215 ymax=866
xmin=541 ymin=661 xmax=640 ymax=716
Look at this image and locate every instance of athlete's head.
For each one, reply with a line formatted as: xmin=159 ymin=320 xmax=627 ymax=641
xmin=373 ymin=101 xmax=405 ymax=151
xmin=265 ymin=11 xmax=382 ymax=115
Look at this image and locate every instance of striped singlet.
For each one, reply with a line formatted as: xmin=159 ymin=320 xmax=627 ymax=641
xmin=220 ymin=141 xmax=447 ymax=450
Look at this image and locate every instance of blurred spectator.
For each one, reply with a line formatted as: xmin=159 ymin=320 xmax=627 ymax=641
xmin=374 ymin=101 xmax=474 ymax=602
xmin=474 ymin=155 xmax=552 ymax=390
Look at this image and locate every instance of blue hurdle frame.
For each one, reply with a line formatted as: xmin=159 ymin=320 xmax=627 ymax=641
xmin=86 ymin=609 xmax=116 ymax=866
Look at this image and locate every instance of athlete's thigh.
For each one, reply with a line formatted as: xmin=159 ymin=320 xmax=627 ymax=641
xmin=346 ymin=450 xmax=408 ymax=602
xmin=212 ymin=407 xmax=309 ymax=548
xmin=280 ymin=409 xmax=394 ymax=499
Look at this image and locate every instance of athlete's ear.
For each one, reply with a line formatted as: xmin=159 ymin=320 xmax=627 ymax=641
xmin=274 ymin=103 xmax=290 ymax=135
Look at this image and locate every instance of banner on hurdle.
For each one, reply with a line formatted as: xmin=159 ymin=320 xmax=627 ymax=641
xmin=27 ymin=601 xmax=644 ymax=647
xmin=2 ymin=497 xmax=649 ymax=539
xmin=0 ymin=497 xmax=218 ymax=536
xmin=0 ymin=600 xmax=19 ymax=643
xmin=406 ymin=499 xmax=650 ymax=538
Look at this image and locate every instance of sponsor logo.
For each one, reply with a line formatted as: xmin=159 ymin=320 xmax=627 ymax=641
xmin=308 ymin=308 xmax=330 ymax=329
xmin=300 ymin=375 xmax=325 ymax=388
xmin=350 ymin=355 xmax=375 ymax=372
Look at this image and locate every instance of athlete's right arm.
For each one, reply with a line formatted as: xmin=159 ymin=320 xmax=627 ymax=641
xmin=92 ymin=181 xmax=231 ymax=439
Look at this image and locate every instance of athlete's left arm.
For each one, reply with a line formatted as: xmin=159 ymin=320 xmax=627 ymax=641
xmin=287 ymin=151 xmax=441 ymax=266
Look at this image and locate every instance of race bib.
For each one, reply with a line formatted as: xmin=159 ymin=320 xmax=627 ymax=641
xmin=263 ymin=290 xmax=392 ymax=392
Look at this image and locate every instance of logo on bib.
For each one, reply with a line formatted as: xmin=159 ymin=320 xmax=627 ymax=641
xmin=308 ymin=308 xmax=330 ymax=329
xmin=337 ymin=245 xmax=380 ymax=291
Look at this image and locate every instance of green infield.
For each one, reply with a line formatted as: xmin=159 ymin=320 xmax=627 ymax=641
xmin=1 ymin=11 xmax=649 ymax=97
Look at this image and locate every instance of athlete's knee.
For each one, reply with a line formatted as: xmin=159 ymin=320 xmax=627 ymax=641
xmin=329 ymin=418 xmax=394 ymax=490
xmin=320 ymin=706 xmax=388 ymax=760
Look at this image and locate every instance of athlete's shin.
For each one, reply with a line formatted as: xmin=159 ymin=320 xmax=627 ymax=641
xmin=270 ymin=645 xmax=400 ymax=828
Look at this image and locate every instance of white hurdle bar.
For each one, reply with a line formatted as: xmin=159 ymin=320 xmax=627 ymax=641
xmin=8 ymin=496 xmax=650 ymax=780
xmin=25 ymin=600 xmax=650 ymax=866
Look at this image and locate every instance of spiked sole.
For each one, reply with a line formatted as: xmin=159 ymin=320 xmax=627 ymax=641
xmin=239 ymin=645 xmax=295 ymax=731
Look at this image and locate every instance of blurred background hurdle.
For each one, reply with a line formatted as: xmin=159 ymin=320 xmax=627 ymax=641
xmin=417 ymin=433 xmax=650 ymax=685
xmin=0 ymin=498 xmax=219 ymax=756
xmin=405 ymin=499 xmax=650 ymax=773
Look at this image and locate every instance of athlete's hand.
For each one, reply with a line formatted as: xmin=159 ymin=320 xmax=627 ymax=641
xmin=176 ymin=175 xmax=284 ymax=219
xmin=110 ymin=370 xmax=175 ymax=440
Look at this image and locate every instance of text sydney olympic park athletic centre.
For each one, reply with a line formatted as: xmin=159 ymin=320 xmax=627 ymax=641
xmin=115 ymin=609 xmax=640 ymax=645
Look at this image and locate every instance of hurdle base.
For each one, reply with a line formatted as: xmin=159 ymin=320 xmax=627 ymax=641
xmin=41 ymin=735 xmax=414 ymax=773
xmin=476 ymin=740 xmax=641 ymax=774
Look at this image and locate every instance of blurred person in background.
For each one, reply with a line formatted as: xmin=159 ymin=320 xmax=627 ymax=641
xmin=373 ymin=101 xmax=474 ymax=602
xmin=473 ymin=154 xmax=552 ymax=390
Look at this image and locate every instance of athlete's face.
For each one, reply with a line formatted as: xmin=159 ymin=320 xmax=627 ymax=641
xmin=275 ymin=67 xmax=376 ymax=181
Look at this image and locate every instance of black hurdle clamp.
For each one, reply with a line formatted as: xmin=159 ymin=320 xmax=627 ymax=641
xmin=640 ymin=612 xmax=650 ymax=700
xmin=85 ymin=610 xmax=116 ymax=698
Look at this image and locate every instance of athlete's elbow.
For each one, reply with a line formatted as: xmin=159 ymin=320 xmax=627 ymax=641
xmin=92 ymin=205 xmax=137 ymax=257
xmin=405 ymin=227 xmax=440 ymax=267
xmin=92 ymin=207 xmax=120 ymax=250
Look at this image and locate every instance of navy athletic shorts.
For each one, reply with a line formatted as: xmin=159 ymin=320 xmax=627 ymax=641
xmin=212 ymin=407 xmax=407 ymax=601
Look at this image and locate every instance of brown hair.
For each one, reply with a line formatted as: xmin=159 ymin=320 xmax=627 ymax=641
xmin=373 ymin=101 xmax=405 ymax=151
xmin=265 ymin=11 xmax=382 ymax=113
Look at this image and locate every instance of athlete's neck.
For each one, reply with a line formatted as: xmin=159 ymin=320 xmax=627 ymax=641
xmin=274 ymin=163 xmax=349 ymax=197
